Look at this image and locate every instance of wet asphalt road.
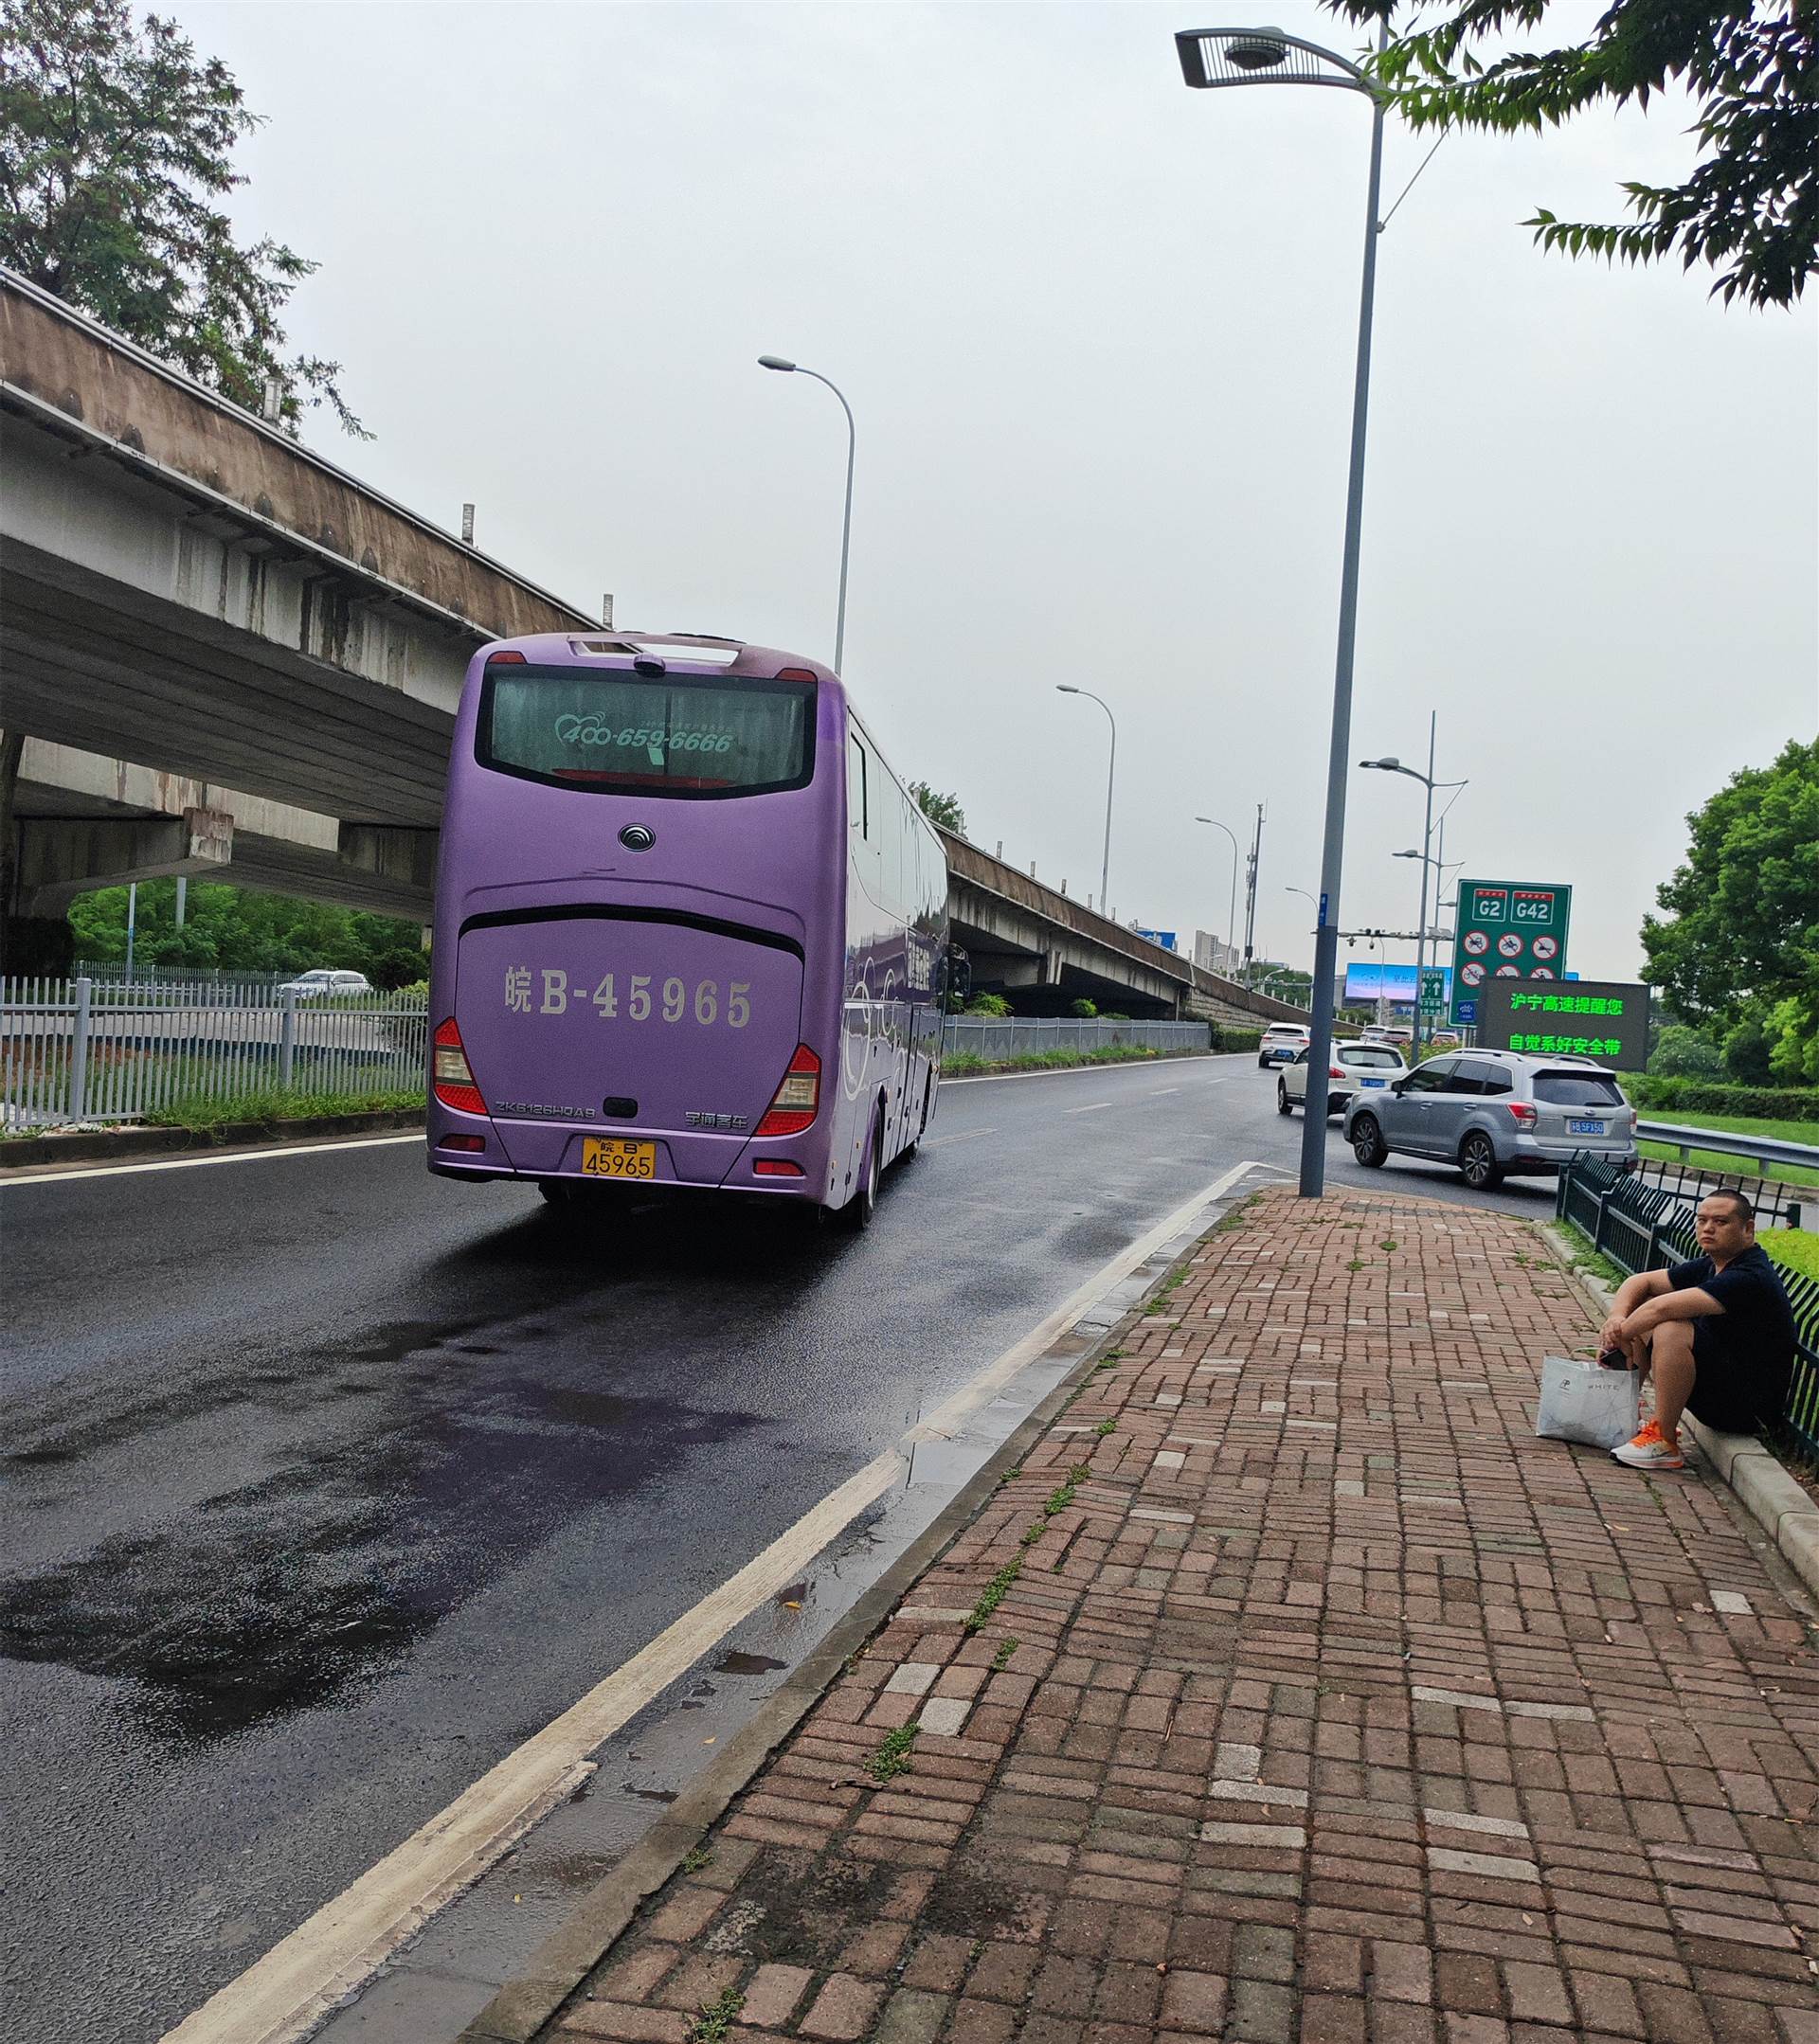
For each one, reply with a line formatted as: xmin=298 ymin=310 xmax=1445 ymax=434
xmin=1 ymin=1055 xmax=1558 ymax=2042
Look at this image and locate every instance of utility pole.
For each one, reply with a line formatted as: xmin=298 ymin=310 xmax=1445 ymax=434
xmin=1241 ymin=802 xmax=1264 ymax=984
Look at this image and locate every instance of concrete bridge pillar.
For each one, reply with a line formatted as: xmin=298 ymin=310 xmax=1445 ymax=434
xmin=16 ymin=805 xmax=234 ymax=914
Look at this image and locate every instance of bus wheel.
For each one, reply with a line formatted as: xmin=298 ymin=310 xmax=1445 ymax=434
xmin=843 ymin=1117 xmax=881 ymax=1230
xmin=537 ymin=1179 xmax=569 ymax=1206
xmin=904 ymin=1074 xmax=932 ymax=1158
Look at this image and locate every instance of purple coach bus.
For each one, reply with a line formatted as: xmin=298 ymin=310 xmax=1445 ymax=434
xmin=427 ymin=631 xmax=948 ymax=1223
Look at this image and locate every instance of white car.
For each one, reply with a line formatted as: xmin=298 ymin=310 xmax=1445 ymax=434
xmin=1258 ymin=1022 xmax=1312 ymax=1068
xmin=1278 ymin=1039 xmax=1408 ymax=1116
xmin=279 ymin=968 xmax=372 ymax=1000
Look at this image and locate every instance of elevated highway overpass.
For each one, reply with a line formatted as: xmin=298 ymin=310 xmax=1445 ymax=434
xmin=0 ymin=271 xmax=1302 ymax=1027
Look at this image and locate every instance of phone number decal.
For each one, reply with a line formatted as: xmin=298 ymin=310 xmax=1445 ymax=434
xmin=504 ymin=966 xmax=750 ymax=1026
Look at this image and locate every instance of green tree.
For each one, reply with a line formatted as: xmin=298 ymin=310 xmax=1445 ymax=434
xmin=67 ymin=877 xmax=426 ymax=984
xmin=1641 ymin=736 xmax=1819 ymax=1069
xmin=910 ymin=782 xmax=966 ymax=835
xmin=0 ymin=0 xmax=365 ymax=431
xmin=1329 ymin=0 xmax=1819 ymax=308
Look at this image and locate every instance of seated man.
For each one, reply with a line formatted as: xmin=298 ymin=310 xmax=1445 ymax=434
xmin=1600 ymin=1189 xmax=1797 ymax=1471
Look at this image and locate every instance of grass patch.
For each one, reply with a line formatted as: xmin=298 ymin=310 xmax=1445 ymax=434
xmin=679 ymin=1844 xmax=714 ymax=1875
xmin=143 ymin=1084 xmax=424 ymax=1132
xmin=1378 ymin=1238 xmax=1397 ymax=1253
xmin=1765 ymin=1228 xmax=1819 ymax=1282
xmin=686 ymin=1988 xmax=745 ymax=2042
xmin=1096 ymin=1348 xmax=1126 ymax=1370
xmin=866 ymin=1723 xmax=920 ymax=1783
xmin=1093 ymin=1417 xmax=1117 ymax=1437
xmin=1214 ymin=1192 xmax=1261 ymax=1233
xmin=942 ymin=1045 xmax=1198 ymax=1078
xmin=1344 ymin=1258 xmax=1365 ymax=1273
xmin=990 ymin=1637 xmax=1020 ymax=1671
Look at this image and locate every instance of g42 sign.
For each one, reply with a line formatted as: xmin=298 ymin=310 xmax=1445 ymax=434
xmin=1450 ymin=877 xmax=1572 ymax=1024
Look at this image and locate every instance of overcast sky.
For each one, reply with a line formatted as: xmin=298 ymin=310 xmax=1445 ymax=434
xmin=194 ymin=0 xmax=1817 ymax=981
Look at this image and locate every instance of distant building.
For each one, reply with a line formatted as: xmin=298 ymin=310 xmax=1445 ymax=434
xmin=1194 ymin=929 xmax=1243 ymax=977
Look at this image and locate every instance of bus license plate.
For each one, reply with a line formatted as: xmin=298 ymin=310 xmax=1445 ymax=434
xmin=1568 ymin=1120 xmax=1606 ymax=1137
xmin=581 ymin=1138 xmax=656 ymax=1179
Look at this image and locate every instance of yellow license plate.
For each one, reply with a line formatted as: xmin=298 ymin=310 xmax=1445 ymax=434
xmin=580 ymin=1138 xmax=657 ymax=1180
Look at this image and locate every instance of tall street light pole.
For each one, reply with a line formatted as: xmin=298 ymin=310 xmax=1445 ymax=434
xmin=1057 ymin=686 xmax=1116 ymax=914
xmin=758 ymin=355 xmax=856 ymax=673
xmin=1177 ymin=21 xmax=1388 ymax=1196
xmin=1195 ymin=816 xmax=1240 ymax=968
xmin=1362 ymin=722 xmax=1467 ymax=1053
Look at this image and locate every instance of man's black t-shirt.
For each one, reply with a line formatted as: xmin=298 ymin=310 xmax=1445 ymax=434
xmin=1668 ymin=1244 xmax=1798 ymax=1426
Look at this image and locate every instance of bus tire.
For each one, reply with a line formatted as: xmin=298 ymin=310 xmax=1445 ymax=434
xmin=537 ymin=1179 xmax=569 ymax=1205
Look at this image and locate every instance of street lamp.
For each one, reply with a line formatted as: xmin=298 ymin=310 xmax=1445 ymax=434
xmin=758 ymin=355 xmax=856 ymax=674
xmin=1176 ymin=19 xmax=1390 ymax=1196
xmin=1285 ymin=885 xmax=1319 ymax=916
xmin=1196 ymin=816 xmax=1240 ymax=967
xmin=1361 ymin=716 xmax=1467 ymax=1051
xmin=1057 ymin=687 xmax=1116 ymax=914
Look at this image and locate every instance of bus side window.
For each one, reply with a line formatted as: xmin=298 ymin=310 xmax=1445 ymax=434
xmin=848 ymin=733 xmax=868 ymax=839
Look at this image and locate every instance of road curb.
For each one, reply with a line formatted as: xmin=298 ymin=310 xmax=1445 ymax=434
xmin=1539 ymin=1221 xmax=1819 ymax=1605
xmin=0 ymin=1108 xmax=424 ymax=1171
xmin=448 ymin=1176 xmax=1263 ymax=2044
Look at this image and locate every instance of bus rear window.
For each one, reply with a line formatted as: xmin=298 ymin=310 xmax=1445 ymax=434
xmin=477 ymin=666 xmax=815 ymax=798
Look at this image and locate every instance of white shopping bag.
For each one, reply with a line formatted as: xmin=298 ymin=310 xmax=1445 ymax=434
xmin=1535 ymin=1354 xmax=1641 ymax=1449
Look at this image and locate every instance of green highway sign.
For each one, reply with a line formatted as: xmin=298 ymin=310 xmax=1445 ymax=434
xmin=1473 ymin=977 xmax=1651 ymax=1069
xmin=1418 ymin=967 xmax=1446 ymax=1015
xmin=1450 ymin=877 xmax=1572 ymax=1025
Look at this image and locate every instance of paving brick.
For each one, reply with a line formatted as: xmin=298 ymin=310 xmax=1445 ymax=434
xmin=510 ymin=1191 xmax=1819 ymax=2044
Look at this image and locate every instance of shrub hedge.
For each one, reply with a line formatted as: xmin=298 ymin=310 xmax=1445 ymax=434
xmin=1216 ymin=1027 xmax=1264 ymax=1054
xmin=1622 ymin=1075 xmax=1819 ymax=1121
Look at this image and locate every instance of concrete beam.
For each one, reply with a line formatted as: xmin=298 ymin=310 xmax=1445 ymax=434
xmin=20 ymin=806 xmax=232 ymax=911
xmin=337 ymin=824 xmax=440 ymax=898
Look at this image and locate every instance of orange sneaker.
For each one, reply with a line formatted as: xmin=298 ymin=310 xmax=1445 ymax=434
xmin=1612 ymin=1418 xmax=1684 ymax=1471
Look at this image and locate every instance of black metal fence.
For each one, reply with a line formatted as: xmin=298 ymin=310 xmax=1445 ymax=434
xmin=1558 ymin=1157 xmax=1819 ymax=1459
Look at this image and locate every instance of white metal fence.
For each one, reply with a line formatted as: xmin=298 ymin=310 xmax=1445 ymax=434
xmin=2 ymin=976 xmax=428 ymax=1128
xmin=942 ymin=1017 xmax=1211 ymax=1061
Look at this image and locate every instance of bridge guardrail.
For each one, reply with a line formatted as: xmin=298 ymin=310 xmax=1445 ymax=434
xmin=1635 ymin=1119 xmax=1819 ymax=1174
xmin=942 ymin=1017 xmax=1211 ymax=1061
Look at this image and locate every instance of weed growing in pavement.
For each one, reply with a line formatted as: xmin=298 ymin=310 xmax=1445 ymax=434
xmin=680 ymin=1844 xmax=715 ymax=1875
xmin=1018 ymin=1465 xmax=1090 ymax=1545
xmin=1214 ymin=1193 xmax=1262 ymax=1232
xmin=1096 ymin=1349 xmax=1126 ymax=1370
xmin=1345 ymin=1259 xmax=1365 ymax=1273
xmin=1379 ymin=1238 xmax=1397 ymax=1252
xmin=1144 ymin=1266 xmax=1190 ymax=1317
xmin=964 ymin=1558 xmax=1023 ymax=1633
xmin=866 ymin=1723 xmax=920 ymax=1783
xmin=686 ymin=1988 xmax=745 ymax=2042
xmin=991 ymin=1637 xmax=1019 ymax=1671
xmin=1093 ymin=1417 xmax=1117 ymax=1437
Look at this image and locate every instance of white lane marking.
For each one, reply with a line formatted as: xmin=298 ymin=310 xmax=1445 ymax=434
xmin=1 ymin=1132 xmax=424 ymax=1186
xmin=157 ymin=1156 xmax=1261 ymax=2044
xmin=1066 ymin=1102 xmax=1113 ymax=1115
xmin=925 ymin=1127 xmax=996 ymax=1147
xmin=1149 ymin=1087 xmax=1181 ymax=1097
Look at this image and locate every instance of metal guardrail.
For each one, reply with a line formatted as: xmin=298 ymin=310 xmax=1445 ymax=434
xmin=1558 ymin=1156 xmax=1819 ymax=1460
xmin=1636 ymin=1119 xmax=1819 ymax=1174
xmin=942 ymin=1017 xmax=1212 ymax=1061
xmin=2 ymin=975 xmax=426 ymax=1127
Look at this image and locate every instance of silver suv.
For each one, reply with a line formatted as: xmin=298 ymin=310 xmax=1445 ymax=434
xmin=1342 ymin=1049 xmax=1638 ymax=1191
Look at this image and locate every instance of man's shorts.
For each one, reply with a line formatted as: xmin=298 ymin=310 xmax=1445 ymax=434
xmin=1685 ymin=1316 xmax=1787 ymax=1435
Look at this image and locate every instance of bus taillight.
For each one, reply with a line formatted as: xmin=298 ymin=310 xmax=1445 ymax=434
xmin=433 ymin=1017 xmax=488 ymax=1116
xmin=755 ymin=1044 xmax=820 ymax=1137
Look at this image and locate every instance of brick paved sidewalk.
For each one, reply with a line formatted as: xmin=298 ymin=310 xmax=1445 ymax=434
xmin=532 ymin=1187 xmax=1819 ymax=2044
